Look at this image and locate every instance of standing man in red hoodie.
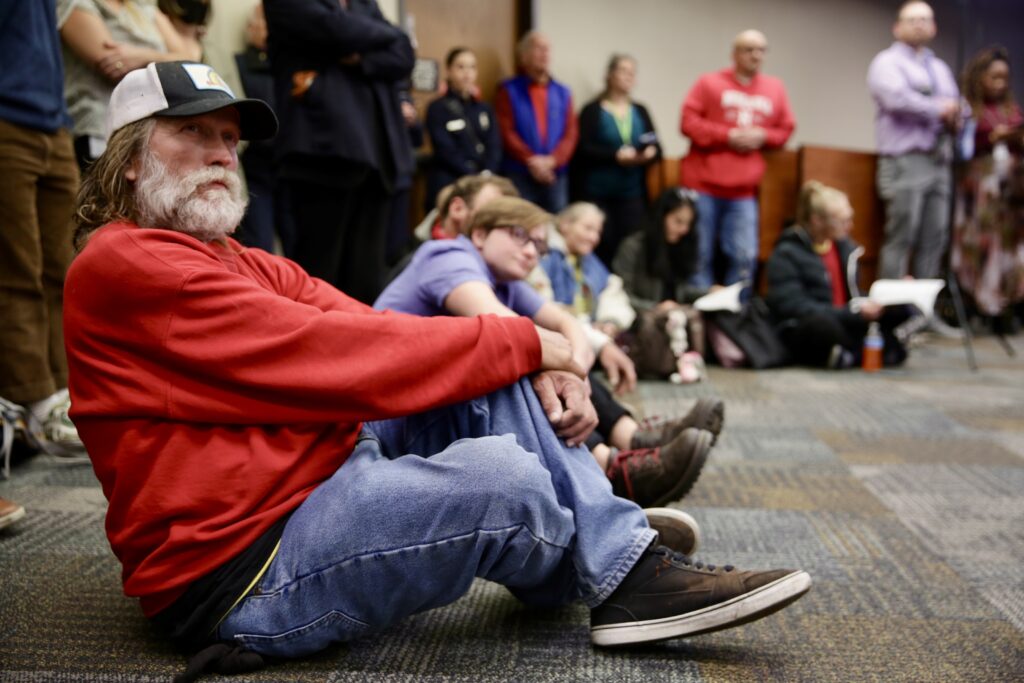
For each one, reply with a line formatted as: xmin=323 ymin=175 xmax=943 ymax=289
xmin=680 ymin=30 xmax=795 ymax=289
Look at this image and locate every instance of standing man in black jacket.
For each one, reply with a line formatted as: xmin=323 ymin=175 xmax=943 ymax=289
xmin=264 ymin=0 xmax=414 ymax=303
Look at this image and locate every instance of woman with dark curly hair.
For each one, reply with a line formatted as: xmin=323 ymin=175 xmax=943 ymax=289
xmin=613 ymin=189 xmax=706 ymax=310
xmin=612 ymin=188 xmax=709 ymax=378
xmin=952 ymin=45 xmax=1024 ymax=324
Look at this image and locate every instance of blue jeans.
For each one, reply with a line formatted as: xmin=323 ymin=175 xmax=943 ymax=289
xmin=217 ymin=378 xmax=654 ymax=658
xmin=691 ymin=192 xmax=759 ymax=288
xmin=508 ymin=172 xmax=569 ymax=213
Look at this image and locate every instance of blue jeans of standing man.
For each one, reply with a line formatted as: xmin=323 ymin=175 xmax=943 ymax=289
xmin=217 ymin=378 xmax=654 ymax=658
xmin=691 ymin=192 xmax=759 ymax=289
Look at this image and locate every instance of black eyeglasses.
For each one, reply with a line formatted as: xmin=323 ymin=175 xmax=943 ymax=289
xmin=494 ymin=224 xmax=549 ymax=255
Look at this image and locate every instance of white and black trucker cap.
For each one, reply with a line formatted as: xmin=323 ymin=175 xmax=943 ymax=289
xmin=106 ymin=61 xmax=278 ymax=140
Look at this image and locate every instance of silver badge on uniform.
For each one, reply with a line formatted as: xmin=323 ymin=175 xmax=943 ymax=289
xmin=479 ymin=112 xmax=490 ymax=130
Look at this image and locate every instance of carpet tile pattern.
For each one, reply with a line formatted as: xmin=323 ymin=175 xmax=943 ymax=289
xmin=1 ymin=334 xmax=1022 ymax=681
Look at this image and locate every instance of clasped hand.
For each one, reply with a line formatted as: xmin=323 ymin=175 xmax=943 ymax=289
xmin=533 ymin=328 xmax=598 ymax=446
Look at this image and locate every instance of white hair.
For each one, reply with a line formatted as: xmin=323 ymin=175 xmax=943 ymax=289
xmin=134 ymin=149 xmax=248 ymax=242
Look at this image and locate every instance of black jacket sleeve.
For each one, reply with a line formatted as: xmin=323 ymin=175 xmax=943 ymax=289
xmin=264 ymin=0 xmax=405 ymax=60
xmin=576 ymin=100 xmax=619 ymax=163
xmin=634 ymin=103 xmax=662 ymax=162
xmin=426 ymin=97 xmax=475 ymax=177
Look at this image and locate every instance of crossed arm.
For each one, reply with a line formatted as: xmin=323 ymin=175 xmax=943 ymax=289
xmin=444 ymin=281 xmax=598 ymax=446
xmin=60 ymin=7 xmax=196 ymax=83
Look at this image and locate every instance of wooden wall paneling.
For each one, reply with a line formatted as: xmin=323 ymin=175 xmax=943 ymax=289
xmin=756 ymin=149 xmax=799 ymax=291
xmin=646 ymin=157 xmax=678 ymax=203
xmin=799 ymin=146 xmax=884 ymax=288
xmin=402 ymin=0 xmax=520 ymax=222
xmin=404 ymin=0 xmax=518 ymax=119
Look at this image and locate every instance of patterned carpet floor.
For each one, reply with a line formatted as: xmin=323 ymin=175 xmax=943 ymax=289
xmin=2 ymin=333 xmax=1022 ymax=682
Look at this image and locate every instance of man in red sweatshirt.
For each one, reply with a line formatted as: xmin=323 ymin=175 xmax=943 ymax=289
xmin=63 ymin=61 xmax=811 ymax=678
xmin=680 ymin=29 xmax=796 ymax=289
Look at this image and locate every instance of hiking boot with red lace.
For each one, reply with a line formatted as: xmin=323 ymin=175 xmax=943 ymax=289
xmin=591 ymin=545 xmax=812 ymax=646
xmin=631 ymin=397 xmax=725 ymax=449
xmin=606 ymin=428 xmax=712 ymax=508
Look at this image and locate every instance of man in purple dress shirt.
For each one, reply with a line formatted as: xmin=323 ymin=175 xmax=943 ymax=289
xmin=867 ymin=1 xmax=962 ymax=279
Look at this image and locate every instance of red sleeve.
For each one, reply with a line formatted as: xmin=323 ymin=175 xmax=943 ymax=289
xmin=242 ymin=247 xmax=377 ymax=315
xmin=496 ymin=85 xmax=535 ymax=163
xmin=680 ymin=77 xmax=733 ymax=149
xmin=65 ymin=228 xmax=543 ymax=426
xmin=552 ymin=95 xmax=579 ymax=167
xmin=763 ymin=81 xmax=796 ymax=148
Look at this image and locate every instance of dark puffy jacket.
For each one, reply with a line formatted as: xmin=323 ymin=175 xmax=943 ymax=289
xmin=764 ymin=226 xmax=863 ymax=326
xmin=264 ymin=0 xmax=414 ymax=184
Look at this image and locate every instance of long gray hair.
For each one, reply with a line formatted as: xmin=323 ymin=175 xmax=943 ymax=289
xmin=72 ymin=119 xmax=155 ymax=252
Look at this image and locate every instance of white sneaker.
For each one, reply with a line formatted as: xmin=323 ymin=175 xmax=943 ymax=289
xmin=0 ymin=496 xmax=26 ymax=530
xmin=34 ymin=389 xmax=85 ymax=451
xmin=925 ymin=316 xmax=964 ymax=339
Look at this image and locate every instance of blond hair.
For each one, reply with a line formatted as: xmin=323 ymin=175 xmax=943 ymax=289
xmin=468 ymin=196 xmax=552 ymax=235
xmin=73 ymin=119 xmax=155 ymax=251
xmin=796 ymin=180 xmax=850 ymax=226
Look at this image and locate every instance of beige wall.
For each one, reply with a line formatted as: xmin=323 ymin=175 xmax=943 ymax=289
xmin=203 ymin=0 xmax=259 ymax=98
xmin=537 ymin=0 xmax=961 ymax=156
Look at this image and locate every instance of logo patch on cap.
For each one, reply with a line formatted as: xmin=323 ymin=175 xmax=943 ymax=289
xmin=181 ymin=63 xmax=235 ymax=98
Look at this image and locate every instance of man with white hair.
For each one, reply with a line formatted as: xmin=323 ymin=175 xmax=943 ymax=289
xmin=679 ymin=29 xmax=796 ymax=290
xmin=64 ymin=61 xmax=811 ymax=678
xmin=495 ymin=31 xmax=578 ymax=212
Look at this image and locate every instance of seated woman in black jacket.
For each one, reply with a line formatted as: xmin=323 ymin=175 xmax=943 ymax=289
xmin=765 ymin=181 xmax=909 ymax=368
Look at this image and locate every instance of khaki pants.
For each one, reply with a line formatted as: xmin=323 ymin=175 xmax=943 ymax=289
xmin=0 ymin=118 xmax=79 ymax=403
xmin=876 ymin=152 xmax=952 ymax=279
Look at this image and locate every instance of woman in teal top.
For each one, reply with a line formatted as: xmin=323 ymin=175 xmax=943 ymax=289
xmin=575 ymin=54 xmax=661 ymax=266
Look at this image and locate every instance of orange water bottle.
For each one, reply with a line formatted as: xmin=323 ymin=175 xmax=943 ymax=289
xmin=862 ymin=322 xmax=883 ymax=372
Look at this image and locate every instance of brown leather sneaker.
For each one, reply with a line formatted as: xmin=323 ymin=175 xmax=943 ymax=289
xmin=606 ymin=428 xmax=712 ymax=507
xmin=644 ymin=507 xmax=701 ymax=556
xmin=631 ymin=397 xmax=725 ymax=449
xmin=591 ymin=545 xmax=812 ymax=646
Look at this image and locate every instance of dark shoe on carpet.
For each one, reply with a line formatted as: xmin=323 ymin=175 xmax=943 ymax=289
xmin=826 ymin=344 xmax=857 ymax=370
xmin=0 ymin=496 xmax=26 ymax=531
xmin=644 ymin=507 xmax=701 ymax=556
xmin=631 ymin=398 xmax=725 ymax=448
xmin=607 ymin=428 xmax=712 ymax=507
xmin=591 ymin=545 xmax=812 ymax=646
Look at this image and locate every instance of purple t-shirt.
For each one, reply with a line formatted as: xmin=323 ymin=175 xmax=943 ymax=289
xmin=374 ymin=235 xmax=545 ymax=318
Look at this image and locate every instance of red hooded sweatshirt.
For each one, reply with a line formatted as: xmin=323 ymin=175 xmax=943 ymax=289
xmin=64 ymin=224 xmax=541 ymax=615
xmin=679 ymin=68 xmax=795 ymax=199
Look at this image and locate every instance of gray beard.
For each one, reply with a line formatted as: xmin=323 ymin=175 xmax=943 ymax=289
xmin=133 ymin=151 xmax=248 ymax=242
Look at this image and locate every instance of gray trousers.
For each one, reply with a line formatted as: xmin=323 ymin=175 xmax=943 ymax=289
xmin=876 ymin=152 xmax=952 ymax=279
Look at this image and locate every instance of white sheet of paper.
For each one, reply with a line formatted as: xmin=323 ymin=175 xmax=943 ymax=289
xmin=693 ymin=282 xmax=745 ymax=313
xmin=862 ymin=279 xmax=946 ymax=318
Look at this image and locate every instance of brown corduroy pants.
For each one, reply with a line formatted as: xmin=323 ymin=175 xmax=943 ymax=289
xmin=0 ymin=118 xmax=79 ymax=404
